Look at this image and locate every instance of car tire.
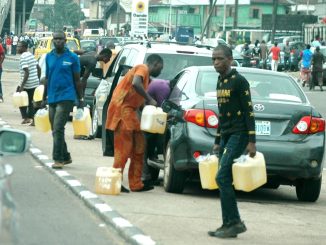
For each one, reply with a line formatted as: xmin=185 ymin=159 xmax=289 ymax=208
xmin=163 ymin=141 xmax=186 ymax=193
xmin=295 ymin=176 xmax=322 ymax=202
xmin=91 ymin=105 xmax=102 ymax=138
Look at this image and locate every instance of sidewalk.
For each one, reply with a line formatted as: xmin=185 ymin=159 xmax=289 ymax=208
xmin=0 ymin=71 xmax=157 ymax=245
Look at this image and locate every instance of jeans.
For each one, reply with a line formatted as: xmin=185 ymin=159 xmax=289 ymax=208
xmin=49 ymin=101 xmax=73 ymax=162
xmin=216 ymin=132 xmax=249 ymax=225
xmin=0 ymin=68 xmax=3 ymax=97
xmin=19 ymin=87 xmax=36 ymax=119
xmin=284 ymin=56 xmax=290 ymax=71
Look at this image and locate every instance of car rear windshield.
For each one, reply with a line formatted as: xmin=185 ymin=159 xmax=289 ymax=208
xmin=197 ymin=70 xmax=307 ymax=103
xmin=51 ymin=40 xmax=78 ymax=50
xmin=145 ymin=53 xmax=212 ymax=80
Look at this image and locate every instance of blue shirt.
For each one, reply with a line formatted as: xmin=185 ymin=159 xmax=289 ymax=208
xmin=45 ymin=48 xmax=80 ymax=103
xmin=301 ymin=49 xmax=312 ymax=69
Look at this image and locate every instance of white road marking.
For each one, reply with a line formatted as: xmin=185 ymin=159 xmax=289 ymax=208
xmin=30 ymin=148 xmax=42 ymax=154
xmin=80 ymin=190 xmax=98 ymax=199
xmin=95 ymin=203 xmax=113 ymax=212
xmin=112 ymin=217 xmax=133 ymax=228
xmin=67 ymin=179 xmax=82 ymax=187
xmin=132 ymin=234 xmax=156 ymax=245
xmin=37 ymin=154 xmax=49 ymax=160
xmin=55 ymin=170 xmax=70 ymax=177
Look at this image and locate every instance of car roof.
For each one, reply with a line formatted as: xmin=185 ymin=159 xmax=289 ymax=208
xmin=186 ymin=66 xmax=292 ymax=77
xmin=123 ymin=42 xmax=213 ymax=56
xmin=38 ymin=36 xmax=77 ymax=41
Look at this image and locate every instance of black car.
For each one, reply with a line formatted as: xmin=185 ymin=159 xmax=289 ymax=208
xmin=159 ymin=66 xmax=325 ymax=202
xmin=80 ymin=40 xmax=97 ymax=53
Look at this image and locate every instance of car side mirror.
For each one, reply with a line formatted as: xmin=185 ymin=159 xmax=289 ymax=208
xmin=0 ymin=128 xmax=31 ymax=156
xmin=92 ymin=68 xmax=103 ymax=78
xmin=161 ymin=100 xmax=181 ymax=113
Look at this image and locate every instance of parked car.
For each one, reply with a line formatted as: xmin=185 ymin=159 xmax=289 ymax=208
xmin=34 ymin=36 xmax=80 ymax=60
xmin=0 ymin=128 xmax=31 ymax=243
xmin=96 ymin=36 xmax=124 ymax=53
xmin=80 ymin=40 xmax=97 ymax=53
xmin=157 ymin=66 xmax=325 ymax=202
xmin=90 ymin=42 xmax=214 ymax=145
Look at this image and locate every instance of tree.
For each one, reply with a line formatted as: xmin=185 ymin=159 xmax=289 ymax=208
xmin=41 ymin=0 xmax=85 ymax=31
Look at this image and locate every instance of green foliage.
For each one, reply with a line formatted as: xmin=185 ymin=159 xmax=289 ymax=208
xmin=40 ymin=0 xmax=85 ymax=31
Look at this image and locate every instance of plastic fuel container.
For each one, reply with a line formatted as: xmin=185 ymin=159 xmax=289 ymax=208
xmin=95 ymin=167 xmax=122 ymax=195
xmin=13 ymin=91 xmax=29 ymax=107
xmin=33 ymin=85 xmax=44 ymax=102
xmin=232 ymin=151 xmax=267 ymax=192
xmin=72 ymin=106 xmax=91 ymax=136
xmin=140 ymin=105 xmax=167 ymax=134
xmin=34 ymin=108 xmax=51 ymax=132
xmin=199 ymin=154 xmax=219 ymax=190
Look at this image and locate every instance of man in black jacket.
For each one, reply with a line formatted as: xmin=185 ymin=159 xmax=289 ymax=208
xmin=208 ymin=45 xmax=256 ymax=239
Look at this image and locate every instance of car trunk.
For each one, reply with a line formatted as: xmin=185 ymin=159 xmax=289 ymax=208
xmin=202 ymin=98 xmax=313 ymax=142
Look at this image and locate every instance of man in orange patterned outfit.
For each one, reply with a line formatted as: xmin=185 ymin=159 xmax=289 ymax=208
xmin=106 ymin=54 xmax=164 ymax=192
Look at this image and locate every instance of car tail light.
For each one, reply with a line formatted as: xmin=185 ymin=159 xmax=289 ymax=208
xmin=183 ymin=109 xmax=218 ymax=128
xmin=292 ymin=116 xmax=325 ymax=134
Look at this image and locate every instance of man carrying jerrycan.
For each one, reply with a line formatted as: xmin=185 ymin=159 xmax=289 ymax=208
xmin=105 ymin=54 xmax=164 ymax=192
xmin=41 ymin=31 xmax=84 ymax=169
xmin=208 ymin=45 xmax=256 ymax=239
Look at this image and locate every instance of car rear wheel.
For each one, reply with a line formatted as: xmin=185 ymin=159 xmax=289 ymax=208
xmin=163 ymin=141 xmax=186 ymax=193
xmin=295 ymin=176 xmax=322 ymax=202
xmin=91 ymin=106 xmax=102 ymax=138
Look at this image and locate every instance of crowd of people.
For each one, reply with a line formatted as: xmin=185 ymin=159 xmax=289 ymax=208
xmin=1 ymin=32 xmax=36 ymax=56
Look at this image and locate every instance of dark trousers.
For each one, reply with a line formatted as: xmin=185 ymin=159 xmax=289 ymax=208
xmin=49 ymin=101 xmax=73 ymax=162
xmin=12 ymin=45 xmax=17 ymax=55
xmin=216 ymin=132 xmax=249 ymax=225
xmin=0 ymin=68 xmax=3 ymax=96
xmin=19 ymin=87 xmax=36 ymax=119
xmin=284 ymin=56 xmax=290 ymax=71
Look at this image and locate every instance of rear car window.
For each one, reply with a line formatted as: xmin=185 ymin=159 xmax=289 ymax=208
xmin=51 ymin=40 xmax=78 ymax=50
xmin=145 ymin=53 xmax=212 ymax=80
xmin=196 ymin=71 xmax=306 ymax=103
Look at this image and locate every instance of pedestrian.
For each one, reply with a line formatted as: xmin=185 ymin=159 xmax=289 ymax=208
xmin=0 ymin=37 xmax=5 ymax=102
xmin=12 ymin=34 xmax=18 ymax=55
xmin=41 ymin=31 xmax=84 ymax=169
xmin=241 ymin=43 xmax=252 ymax=67
xmin=208 ymin=45 xmax=256 ymax=238
xmin=311 ymin=35 xmax=321 ymax=48
xmin=311 ymin=46 xmax=325 ymax=91
xmin=252 ymin=40 xmax=260 ymax=68
xmin=283 ymin=40 xmax=291 ymax=71
xmin=142 ymin=78 xmax=170 ymax=186
xmin=73 ymin=30 xmax=80 ymax=46
xmin=17 ymin=40 xmax=41 ymax=125
xmin=6 ymin=35 xmax=12 ymax=55
xmin=79 ymin=48 xmax=112 ymax=93
xmin=105 ymin=54 xmax=164 ymax=192
xmin=102 ymin=41 xmax=117 ymax=76
xmin=73 ymin=48 xmax=112 ymax=140
xmin=259 ymin=40 xmax=268 ymax=69
xmin=269 ymin=42 xmax=280 ymax=71
xmin=300 ymin=44 xmax=313 ymax=88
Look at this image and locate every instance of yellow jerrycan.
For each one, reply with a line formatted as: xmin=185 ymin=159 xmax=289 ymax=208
xmin=140 ymin=105 xmax=167 ymax=134
xmin=33 ymin=85 xmax=44 ymax=102
xmin=232 ymin=151 xmax=267 ymax=192
xmin=13 ymin=91 xmax=29 ymax=107
xmin=95 ymin=167 xmax=122 ymax=195
xmin=34 ymin=108 xmax=51 ymax=132
xmin=72 ymin=106 xmax=92 ymax=136
xmin=199 ymin=154 xmax=219 ymax=190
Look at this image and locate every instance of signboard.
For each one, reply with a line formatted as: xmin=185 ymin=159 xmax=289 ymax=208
xmin=262 ymin=14 xmax=318 ymax=31
xmin=131 ymin=0 xmax=149 ymax=37
xmin=163 ymin=0 xmax=250 ymax=5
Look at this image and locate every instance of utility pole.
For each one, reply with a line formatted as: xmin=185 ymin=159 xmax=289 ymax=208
xmin=116 ymin=0 xmax=120 ymax=35
xmin=271 ymin=0 xmax=278 ymax=43
xmin=10 ymin=0 xmax=16 ymax=34
xmin=201 ymin=0 xmax=218 ymax=40
xmin=232 ymin=0 xmax=238 ymax=41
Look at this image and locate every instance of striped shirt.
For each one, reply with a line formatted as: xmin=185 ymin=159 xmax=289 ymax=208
xmin=19 ymin=51 xmax=39 ymax=89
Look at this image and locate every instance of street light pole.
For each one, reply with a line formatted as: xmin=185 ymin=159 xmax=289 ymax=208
xmin=169 ymin=0 xmax=172 ymax=36
xmin=117 ymin=0 xmax=120 ymax=35
xmin=223 ymin=0 xmax=226 ymax=32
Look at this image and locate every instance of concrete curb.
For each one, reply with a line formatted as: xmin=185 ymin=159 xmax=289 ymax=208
xmin=0 ymin=118 xmax=157 ymax=245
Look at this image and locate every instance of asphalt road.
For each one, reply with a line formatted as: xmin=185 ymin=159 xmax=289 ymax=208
xmin=2 ymin=59 xmax=326 ymax=245
xmin=4 ymin=154 xmax=127 ymax=245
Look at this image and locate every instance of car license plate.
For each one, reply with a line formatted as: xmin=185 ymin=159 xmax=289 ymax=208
xmin=255 ymin=121 xmax=271 ymax=135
